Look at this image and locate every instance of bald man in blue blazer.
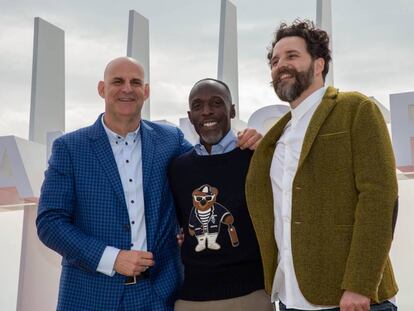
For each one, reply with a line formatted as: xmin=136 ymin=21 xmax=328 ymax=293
xmin=37 ymin=57 xmax=191 ymax=311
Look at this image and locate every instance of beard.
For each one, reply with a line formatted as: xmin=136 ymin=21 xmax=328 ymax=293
xmin=200 ymin=129 xmax=224 ymax=146
xmin=272 ymin=63 xmax=314 ymax=103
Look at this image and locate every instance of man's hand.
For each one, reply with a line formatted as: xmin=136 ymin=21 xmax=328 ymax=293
xmin=237 ymin=128 xmax=262 ymax=150
xmin=188 ymin=228 xmax=195 ymax=236
xmin=114 ymin=250 xmax=154 ymax=276
xmin=339 ymin=290 xmax=370 ymax=311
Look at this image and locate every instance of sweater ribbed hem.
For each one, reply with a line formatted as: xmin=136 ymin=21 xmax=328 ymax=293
xmin=179 ymin=260 xmax=264 ymax=301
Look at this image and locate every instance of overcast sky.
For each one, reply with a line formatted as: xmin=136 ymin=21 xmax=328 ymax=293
xmin=1 ymin=0 xmax=413 ymax=139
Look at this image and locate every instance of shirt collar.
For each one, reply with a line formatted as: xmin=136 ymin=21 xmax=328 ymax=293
xmin=194 ymin=130 xmax=237 ymax=156
xmin=101 ymin=114 xmax=140 ymax=146
xmin=291 ymin=87 xmax=327 ymax=127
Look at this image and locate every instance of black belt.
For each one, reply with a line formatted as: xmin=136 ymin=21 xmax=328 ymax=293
xmin=124 ymin=269 xmax=150 ymax=285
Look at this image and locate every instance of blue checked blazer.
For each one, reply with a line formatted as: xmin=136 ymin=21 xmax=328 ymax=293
xmin=36 ymin=115 xmax=192 ymax=311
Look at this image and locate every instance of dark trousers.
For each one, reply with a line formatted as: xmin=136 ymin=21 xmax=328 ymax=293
xmin=279 ymin=300 xmax=397 ymax=311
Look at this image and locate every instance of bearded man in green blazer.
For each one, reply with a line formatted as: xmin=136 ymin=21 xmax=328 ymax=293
xmin=246 ymin=20 xmax=398 ymax=311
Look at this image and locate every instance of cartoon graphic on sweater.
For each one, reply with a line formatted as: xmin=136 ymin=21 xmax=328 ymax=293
xmin=189 ymin=184 xmax=239 ymax=252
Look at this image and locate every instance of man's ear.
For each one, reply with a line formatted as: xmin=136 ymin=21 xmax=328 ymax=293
xmin=144 ymin=83 xmax=150 ymax=100
xmin=97 ymin=81 xmax=105 ymax=98
xmin=230 ymin=104 xmax=236 ymax=119
xmin=314 ymin=58 xmax=325 ymax=76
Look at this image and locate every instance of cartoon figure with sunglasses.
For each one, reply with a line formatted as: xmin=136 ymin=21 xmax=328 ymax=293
xmin=189 ymin=184 xmax=239 ymax=252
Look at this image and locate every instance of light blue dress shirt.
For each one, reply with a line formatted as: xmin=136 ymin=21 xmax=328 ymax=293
xmin=194 ymin=130 xmax=237 ymax=156
xmin=97 ymin=116 xmax=147 ymax=276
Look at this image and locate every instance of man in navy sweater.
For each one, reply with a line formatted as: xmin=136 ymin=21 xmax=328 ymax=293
xmin=169 ymin=78 xmax=272 ymax=311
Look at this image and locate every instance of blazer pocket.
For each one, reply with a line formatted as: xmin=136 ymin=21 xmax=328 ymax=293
xmin=313 ymin=131 xmax=352 ymax=173
xmin=334 ymin=224 xmax=354 ymax=231
xmin=317 ymin=131 xmax=349 ymax=138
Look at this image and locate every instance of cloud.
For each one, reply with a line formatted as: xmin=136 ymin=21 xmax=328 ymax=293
xmin=1 ymin=0 xmax=413 ymax=137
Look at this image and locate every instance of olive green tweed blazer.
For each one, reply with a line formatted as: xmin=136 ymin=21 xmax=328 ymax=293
xmin=246 ymin=87 xmax=398 ymax=305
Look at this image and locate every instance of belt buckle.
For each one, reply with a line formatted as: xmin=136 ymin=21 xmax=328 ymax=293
xmin=124 ymin=275 xmax=136 ymax=285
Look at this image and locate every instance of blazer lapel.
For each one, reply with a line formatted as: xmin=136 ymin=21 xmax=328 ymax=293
xmin=261 ymin=111 xmax=292 ymax=161
xmin=297 ymin=87 xmax=338 ymax=169
xmin=140 ymin=121 xmax=156 ymax=249
xmin=140 ymin=121 xmax=155 ymax=195
xmin=246 ymin=111 xmax=291 ymax=294
xmin=89 ymin=116 xmax=126 ymax=208
xmin=248 ymin=111 xmax=291 ymax=216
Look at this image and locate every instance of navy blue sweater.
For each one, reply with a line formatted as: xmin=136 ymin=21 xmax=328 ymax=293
xmin=169 ymin=148 xmax=264 ymax=301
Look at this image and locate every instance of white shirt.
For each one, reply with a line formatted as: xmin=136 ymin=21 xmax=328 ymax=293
xmin=270 ymin=87 xmax=334 ymax=309
xmin=96 ymin=115 xmax=147 ymax=276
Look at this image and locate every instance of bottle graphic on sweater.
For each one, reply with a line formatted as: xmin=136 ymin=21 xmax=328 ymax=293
xmin=188 ymin=184 xmax=239 ymax=252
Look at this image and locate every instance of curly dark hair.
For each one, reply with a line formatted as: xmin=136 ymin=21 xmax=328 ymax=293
xmin=267 ymin=19 xmax=331 ymax=80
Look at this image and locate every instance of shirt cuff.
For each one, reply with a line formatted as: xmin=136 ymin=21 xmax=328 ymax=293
xmin=96 ymin=246 xmax=120 ymax=276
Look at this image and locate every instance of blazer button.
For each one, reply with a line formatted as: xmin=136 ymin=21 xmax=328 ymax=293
xmin=124 ymin=224 xmax=131 ymax=231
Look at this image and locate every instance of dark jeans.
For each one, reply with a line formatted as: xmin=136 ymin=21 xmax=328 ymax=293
xmin=279 ymin=300 xmax=397 ymax=311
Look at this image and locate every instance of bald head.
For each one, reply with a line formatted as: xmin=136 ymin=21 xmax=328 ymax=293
xmin=103 ymin=57 xmax=145 ymax=80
